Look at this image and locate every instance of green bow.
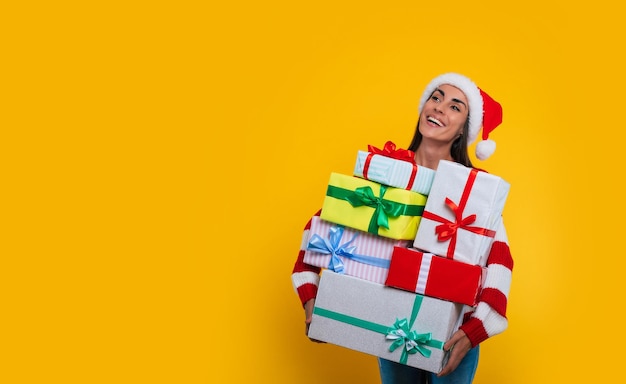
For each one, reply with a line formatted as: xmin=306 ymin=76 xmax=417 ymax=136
xmin=386 ymin=318 xmax=437 ymax=362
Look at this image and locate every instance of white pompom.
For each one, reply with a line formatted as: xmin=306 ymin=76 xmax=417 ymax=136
xmin=475 ymin=139 xmax=496 ymax=160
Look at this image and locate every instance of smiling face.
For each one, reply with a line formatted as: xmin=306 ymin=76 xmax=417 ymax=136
xmin=418 ymin=84 xmax=470 ymax=145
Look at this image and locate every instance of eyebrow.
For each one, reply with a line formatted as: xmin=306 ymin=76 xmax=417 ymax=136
xmin=434 ymin=88 xmax=468 ymax=109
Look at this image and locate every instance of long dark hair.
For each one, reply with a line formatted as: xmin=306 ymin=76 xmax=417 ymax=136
xmin=407 ymin=118 xmax=474 ymax=168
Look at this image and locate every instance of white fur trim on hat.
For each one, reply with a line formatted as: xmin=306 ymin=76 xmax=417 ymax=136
xmin=418 ymin=72 xmax=483 ymax=146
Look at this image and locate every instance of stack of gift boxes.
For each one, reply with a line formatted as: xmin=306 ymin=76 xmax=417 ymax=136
xmin=303 ymin=141 xmax=510 ymax=374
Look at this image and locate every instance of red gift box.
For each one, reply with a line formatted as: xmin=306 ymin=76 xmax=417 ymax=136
xmin=385 ymin=247 xmax=485 ymax=306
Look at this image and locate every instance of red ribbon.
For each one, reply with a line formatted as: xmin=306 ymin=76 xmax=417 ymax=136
xmin=421 ymin=168 xmax=496 ymax=259
xmin=362 ymin=141 xmax=418 ymax=190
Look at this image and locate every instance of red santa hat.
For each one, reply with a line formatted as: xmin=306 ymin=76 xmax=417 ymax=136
xmin=418 ymin=73 xmax=503 ymax=160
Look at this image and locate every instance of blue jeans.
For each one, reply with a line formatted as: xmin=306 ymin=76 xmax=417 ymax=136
xmin=378 ymin=346 xmax=479 ymax=384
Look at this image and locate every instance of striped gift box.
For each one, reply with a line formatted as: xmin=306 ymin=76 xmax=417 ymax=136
xmin=353 ymin=142 xmax=435 ymax=195
xmin=303 ymin=216 xmax=410 ymax=284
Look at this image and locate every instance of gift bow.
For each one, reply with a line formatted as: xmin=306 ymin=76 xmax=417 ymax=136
xmin=434 ymin=197 xmax=479 ymax=241
xmin=386 ymin=318 xmax=436 ymax=360
xmin=306 ymin=226 xmax=357 ymax=274
xmin=368 ymin=141 xmax=416 ymax=163
xmin=345 ymin=185 xmax=404 ymax=233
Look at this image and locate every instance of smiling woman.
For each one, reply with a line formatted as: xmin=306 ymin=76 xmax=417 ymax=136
xmin=409 ymin=73 xmax=503 ymax=169
xmin=411 ymin=84 xmax=471 ymax=169
xmin=291 ymin=72 xmax=512 ymax=384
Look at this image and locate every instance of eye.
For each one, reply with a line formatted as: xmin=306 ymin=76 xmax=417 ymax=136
xmin=451 ymin=105 xmax=460 ymax=112
xmin=430 ymin=95 xmax=440 ymax=102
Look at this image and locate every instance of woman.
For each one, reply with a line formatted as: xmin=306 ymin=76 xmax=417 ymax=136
xmin=291 ymin=73 xmax=513 ymax=384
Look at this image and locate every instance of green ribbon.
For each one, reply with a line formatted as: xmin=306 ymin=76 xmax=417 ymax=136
xmin=326 ymin=184 xmax=424 ymax=235
xmin=313 ymin=295 xmax=444 ymax=365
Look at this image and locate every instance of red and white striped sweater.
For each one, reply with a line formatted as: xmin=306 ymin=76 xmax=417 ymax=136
xmin=291 ymin=209 xmax=514 ymax=347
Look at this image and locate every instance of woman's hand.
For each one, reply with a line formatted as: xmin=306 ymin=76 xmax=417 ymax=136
xmin=303 ymin=299 xmax=325 ymax=343
xmin=437 ymin=329 xmax=472 ymax=377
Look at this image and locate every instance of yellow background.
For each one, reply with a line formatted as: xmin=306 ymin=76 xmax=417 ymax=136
xmin=2 ymin=1 xmax=624 ymax=383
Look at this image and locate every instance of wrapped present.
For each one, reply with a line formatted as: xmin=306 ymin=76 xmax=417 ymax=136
xmin=303 ymin=216 xmax=411 ymax=284
xmin=309 ymin=271 xmax=463 ymax=374
xmin=385 ymin=247 xmax=485 ymax=306
xmin=321 ymin=172 xmax=427 ymax=240
xmin=353 ymin=141 xmax=436 ymax=195
xmin=413 ymin=160 xmax=510 ymax=266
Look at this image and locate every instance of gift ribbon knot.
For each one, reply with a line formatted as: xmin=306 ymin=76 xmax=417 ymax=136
xmin=434 ymin=197 xmax=478 ymax=241
xmin=368 ymin=141 xmax=416 ymax=163
xmin=386 ymin=318 xmax=435 ymax=359
xmin=347 ymin=185 xmax=404 ymax=232
xmin=306 ymin=226 xmax=357 ymax=274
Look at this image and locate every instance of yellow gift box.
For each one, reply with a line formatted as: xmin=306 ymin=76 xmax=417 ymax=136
xmin=320 ymin=173 xmax=427 ymax=240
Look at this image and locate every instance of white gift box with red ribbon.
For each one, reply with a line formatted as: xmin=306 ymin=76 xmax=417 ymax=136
xmin=353 ymin=141 xmax=436 ymax=196
xmin=413 ymin=160 xmax=510 ymax=266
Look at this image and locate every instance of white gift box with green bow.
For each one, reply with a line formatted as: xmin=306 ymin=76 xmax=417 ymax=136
xmin=308 ymin=271 xmax=463 ymax=373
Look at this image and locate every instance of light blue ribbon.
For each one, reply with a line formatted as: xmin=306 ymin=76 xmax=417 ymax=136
xmin=306 ymin=225 xmax=391 ymax=273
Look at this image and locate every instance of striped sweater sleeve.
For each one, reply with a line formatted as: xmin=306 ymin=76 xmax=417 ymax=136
xmin=459 ymin=218 xmax=514 ymax=346
xmin=291 ymin=209 xmax=322 ymax=307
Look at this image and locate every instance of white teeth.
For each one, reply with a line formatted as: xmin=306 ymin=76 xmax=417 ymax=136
xmin=427 ymin=117 xmax=443 ymax=127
